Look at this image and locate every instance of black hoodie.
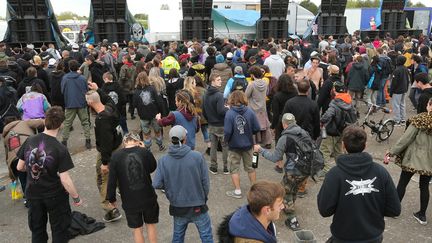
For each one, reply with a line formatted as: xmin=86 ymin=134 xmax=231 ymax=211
xmin=390 ymin=56 xmax=410 ymax=96
xmin=202 ymin=85 xmax=228 ymax=127
xmin=317 ymin=152 xmax=401 ymax=243
xmin=101 ymin=81 xmax=127 ymax=116
xmin=417 ymin=87 xmax=432 ymax=114
xmin=17 ymin=76 xmax=48 ymax=99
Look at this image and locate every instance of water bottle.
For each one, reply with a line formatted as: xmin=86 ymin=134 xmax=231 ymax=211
xmin=252 ymin=152 xmax=259 ymax=169
xmin=321 ymin=127 xmax=327 ymax=139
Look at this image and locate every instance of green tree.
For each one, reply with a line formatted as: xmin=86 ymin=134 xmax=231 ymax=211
xmin=346 ymin=0 xmax=380 ymax=8
xmin=133 ymin=13 xmax=148 ymax=20
xmin=406 ymin=0 xmax=426 ymax=7
xmin=56 ymin=11 xmax=88 ymax=21
xmin=300 ymin=0 xmax=319 ymax=15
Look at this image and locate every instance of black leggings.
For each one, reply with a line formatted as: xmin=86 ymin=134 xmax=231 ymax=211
xmin=396 ymin=170 xmax=431 ymax=216
xmin=10 ymin=158 xmax=27 ymax=193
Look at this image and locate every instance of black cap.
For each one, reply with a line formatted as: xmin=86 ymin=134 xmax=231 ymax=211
xmin=333 ymin=81 xmax=346 ymax=93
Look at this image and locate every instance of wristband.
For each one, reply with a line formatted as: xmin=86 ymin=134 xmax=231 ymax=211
xmin=72 ymin=196 xmax=80 ymax=203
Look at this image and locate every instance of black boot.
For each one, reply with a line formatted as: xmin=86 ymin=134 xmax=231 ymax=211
xmin=85 ymin=139 xmax=91 ymax=150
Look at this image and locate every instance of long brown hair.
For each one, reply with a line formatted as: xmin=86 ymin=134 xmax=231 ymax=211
xmin=176 ymin=90 xmax=197 ymax=116
xmin=135 ymin=72 xmax=150 ymax=88
xmin=228 ymin=90 xmax=248 ymax=106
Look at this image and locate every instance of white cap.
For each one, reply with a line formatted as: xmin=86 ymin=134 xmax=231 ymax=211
xmin=169 ymin=125 xmax=187 ymax=141
xmin=48 ymin=58 xmax=56 ymax=66
xmin=226 ymin=52 xmax=233 ymax=59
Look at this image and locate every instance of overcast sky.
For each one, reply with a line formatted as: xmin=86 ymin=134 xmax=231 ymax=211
xmin=0 ymin=0 xmax=431 ymax=17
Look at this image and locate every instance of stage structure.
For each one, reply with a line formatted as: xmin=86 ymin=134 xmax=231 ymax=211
xmin=181 ymin=0 xmax=214 ymax=41
xmin=317 ymin=0 xmax=348 ymax=36
xmin=4 ymin=0 xmax=68 ymax=47
xmin=256 ymin=0 xmax=289 ymax=39
xmin=87 ymin=0 xmax=145 ymax=44
xmin=361 ymin=0 xmax=422 ymax=39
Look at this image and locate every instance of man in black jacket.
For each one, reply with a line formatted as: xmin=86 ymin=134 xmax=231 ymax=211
xmin=318 ymin=126 xmax=401 ymax=243
xmin=202 ymin=74 xmax=229 ymax=174
xmin=390 ymin=56 xmax=410 ymax=125
xmin=415 ymin=72 xmax=432 ymax=114
xmin=86 ymin=84 xmax=123 ymax=223
xmin=282 ymin=78 xmax=320 ymax=140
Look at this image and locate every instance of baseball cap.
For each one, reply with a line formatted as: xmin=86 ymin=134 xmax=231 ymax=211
xmin=333 ymin=81 xmax=346 ymax=93
xmin=281 ymin=113 xmax=296 ymax=126
xmin=169 ymin=125 xmax=187 ymax=142
xmin=48 ymin=58 xmax=56 ymax=66
xmin=226 ymin=52 xmax=233 ymax=59
xmin=234 ymin=66 xmax=243 ymax=74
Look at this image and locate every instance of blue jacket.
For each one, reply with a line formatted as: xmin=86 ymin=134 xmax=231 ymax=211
xmin=223 ymin=74 xmax=247 ymax=99
xmin=224 ymin=105 xmax=261 ymax=151
xmin=229 ymin=205 xmax=277 ymax=243
xmin=152 ymin=144 xmax=209 ymax=207
xmin=61 ymin=71 xmax=88 ymax=109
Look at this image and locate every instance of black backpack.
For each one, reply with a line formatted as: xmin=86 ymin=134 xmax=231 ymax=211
xmin=230 ymin=77 xmax=247 ymax=92
xmin=285 ymin=129 xmax=324 ymax=178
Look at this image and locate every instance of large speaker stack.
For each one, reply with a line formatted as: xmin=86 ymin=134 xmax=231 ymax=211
xmin=317 ymin=0 xmax=348 ymax=36
xmin=7 ymin=0 xmax=55 ymax=44
xmin=361 ymin=0 xmax=422 ymax=39
xmin=256 ymin=0 xmax=289 ymax=39
xmin=91 ymin=0 xmax=130 ymax=43
xmin=181 ymin=0 xmax=214 ymax=41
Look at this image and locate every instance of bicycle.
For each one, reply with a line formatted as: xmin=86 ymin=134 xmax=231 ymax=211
xmin=361 ymin=102 xmax=395 ymax=142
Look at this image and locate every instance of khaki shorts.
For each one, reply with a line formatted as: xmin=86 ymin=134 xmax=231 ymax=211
xmin=229 ymin=149 xmax=254 ymax=174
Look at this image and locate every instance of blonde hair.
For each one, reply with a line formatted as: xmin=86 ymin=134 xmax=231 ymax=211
xmin=148 ymin=67 xmax=165 ymax=93
xmin=176 ymin=90 xmax=197 ymax=116
xmin=32 ymin=55 xmax=42 ymax=66
xmin=183 ymin=76 xmax=196 ymax=95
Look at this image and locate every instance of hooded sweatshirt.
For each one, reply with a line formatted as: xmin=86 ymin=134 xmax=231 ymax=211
xmin=152 ymin=144 xmax=209 ymax=208
xmin=317 ymin=152 xmax=401 ymax=242
xmin=17 ymin=77 xmax=48 ymax=99
xmin=224 ymin=105 xmax=261 ymax=151
xmin=202 ymin=85 xmax=228 ymax=126
xmin=417 ymin=87 xmax=432 ymax=114
xmin=101 ymin=81 xmax=127 ymax=116
xmin=245 ymin=78 xmax=268 ymax=113
xmin=229 ymin=205 xmax=277 ymax=243
xmin=348 ymin=62 xmax=369 ymax=92
xmin=390 ymin=56 xmax=410 ymax=96
xmin=263 ymin=54 xmax=285 ymax=79
xmin=321 ymin=93 xmax=355 ymax=136
xmin=157 ymin=108 xmax=199 ymax=149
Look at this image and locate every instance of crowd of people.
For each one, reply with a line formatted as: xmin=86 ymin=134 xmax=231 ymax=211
xmin=1 ymin=32 xmax=432 ymax=243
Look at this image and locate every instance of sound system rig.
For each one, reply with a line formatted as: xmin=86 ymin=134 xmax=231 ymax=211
xmin=181 ymin=0 xmax=214 ymax=41
xmin=317 ymin=0 xmax=348 ymax=37
xmin=6 ymin=0 xmax=58 ymax=45
xmin=91 ymin=0 xmax=130 ymax=43
xmin=256 ymin=0 xmax=289 ymax=39
xmin=361 ymin=0 xmax=422 ymax=39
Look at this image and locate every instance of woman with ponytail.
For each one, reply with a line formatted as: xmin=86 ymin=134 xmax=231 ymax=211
xmin=155 ymin=90 xmax=199 ymax=149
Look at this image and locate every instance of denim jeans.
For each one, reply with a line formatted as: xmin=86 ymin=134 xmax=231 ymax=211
xmin=376 ymin=78 xmax=387 ymax=106
xmin=391 ymin=93 xmax=406 ymax=122
xmin=172 ymin=212 xmax=213 ymax=243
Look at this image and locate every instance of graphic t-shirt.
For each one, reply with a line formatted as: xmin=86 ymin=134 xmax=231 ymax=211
xmin=17 ymin=133 xmax=74 ymax=199
xmin=107 ymin=146 xmax=157 ymax=212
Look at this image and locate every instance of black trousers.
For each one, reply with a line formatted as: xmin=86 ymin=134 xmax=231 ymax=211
xmin=397 ymin=170 xmax=431 ymax=216
xmin=28 ymin=193 xmax=71 ymax=243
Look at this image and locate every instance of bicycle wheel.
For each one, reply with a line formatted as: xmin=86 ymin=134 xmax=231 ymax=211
xmin=378 ymin=120 xmax=394 ymax=141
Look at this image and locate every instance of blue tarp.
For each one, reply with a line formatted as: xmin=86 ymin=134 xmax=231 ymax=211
xmin=212 ymin=9 xmax=260 ymax=27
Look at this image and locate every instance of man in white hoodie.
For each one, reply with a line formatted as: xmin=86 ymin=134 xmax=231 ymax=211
xmin=264 ymin=48 xmax=285 ymax=79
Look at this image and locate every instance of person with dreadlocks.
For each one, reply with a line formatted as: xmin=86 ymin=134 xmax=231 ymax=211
xmin=156 ymin=90 xmax=199 ymax=150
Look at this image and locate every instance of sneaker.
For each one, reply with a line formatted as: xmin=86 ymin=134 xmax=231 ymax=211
xmin=223 ymin=167 xmax=230 ymax=175
xmin=394 ymin=121 xmax=402 ymax=127
xmin=297 ymin=190 xmax=308 ymax=198
xmin=413 ymin=212 xmax=427 ymax=225
xmin=103 ymin=208 xmax=122 ymax=222
xmin=205 ymin=147 xmax=211 ymax=156
xmin=226 ymin=190 xmax=242 ymax=199
xmin=158 ymin=144 xmax=166 ymax=152
xmin=209 ymin=167 xmax=218 ymax=175
xmin=285 ymin=218 xmax=301 ymax=231
xmin=23 ymin=199 xmax=28 ymax=208
xmin=274 ymin=166 xmax=283 ymax=174
xmin=61 ymin=140 xmax=67 ymax=147
xmin=85 ymin=139 xmax=91 ymax=150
